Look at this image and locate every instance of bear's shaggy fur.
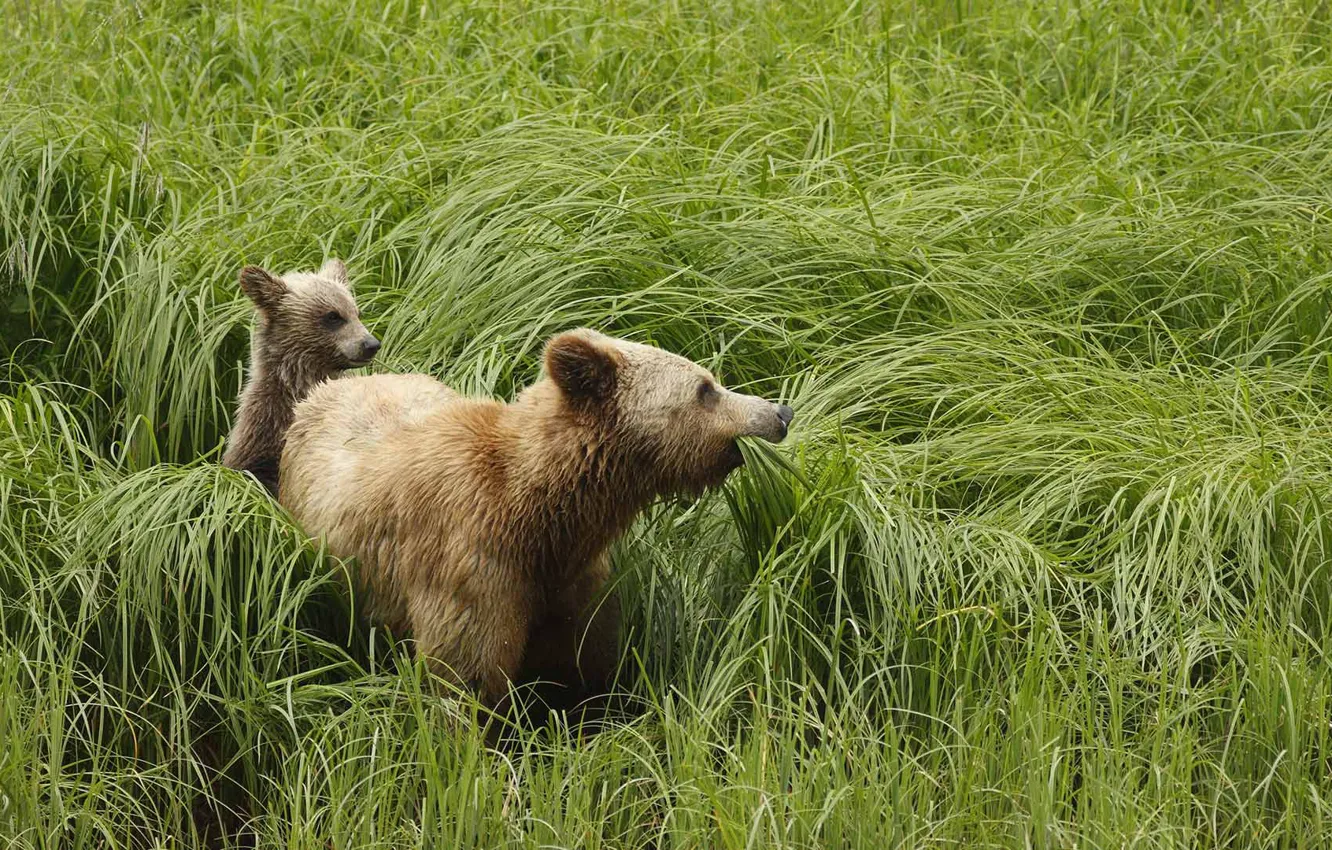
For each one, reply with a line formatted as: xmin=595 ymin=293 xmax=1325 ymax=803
xmin=278 ymin=329 xmax=793 ymax=707
xmin=222 ymin=259 xmax=379 ymax=494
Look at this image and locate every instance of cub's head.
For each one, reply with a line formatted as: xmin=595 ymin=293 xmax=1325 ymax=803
xmin=543 ymin=328 xmax=794 ymax=493
xmin=239 ymin=259 xmax=380 ymax=372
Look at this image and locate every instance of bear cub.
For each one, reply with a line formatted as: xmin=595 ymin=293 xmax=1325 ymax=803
xmin=279 ymin=329 xmax=794 ymax=712
xmin=222 ymin=259 xmax=379 ymax=494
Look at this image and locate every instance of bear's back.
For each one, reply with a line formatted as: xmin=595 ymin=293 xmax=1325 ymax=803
xmin=279 ymin=373 xmax=459 ymax=526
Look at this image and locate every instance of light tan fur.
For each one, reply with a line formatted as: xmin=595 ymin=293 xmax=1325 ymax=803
xmin=279 ymin=329 xmax=793 ymax=706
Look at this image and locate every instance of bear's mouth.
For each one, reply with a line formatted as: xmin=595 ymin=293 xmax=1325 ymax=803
xmin=339 ymin=353 xmax=376 ymax=369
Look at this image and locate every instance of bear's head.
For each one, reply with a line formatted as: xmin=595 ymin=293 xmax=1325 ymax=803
xmin=543 ymin=328 xmax=794 ymax=494
xmin=239 ymin=259 xmax=380 ymax=372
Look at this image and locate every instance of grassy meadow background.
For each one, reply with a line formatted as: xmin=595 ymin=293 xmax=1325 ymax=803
xmin=4 ymin=0 xmax=1332 ymax=846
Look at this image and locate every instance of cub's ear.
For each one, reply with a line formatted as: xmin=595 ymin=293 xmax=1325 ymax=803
xmin=544 ymin=329 xmax=619 ymax=404
xmin=319 ymin=258 xmax=349 ymax=287
xmin=238 ymin=266 xmax=286 ymax=310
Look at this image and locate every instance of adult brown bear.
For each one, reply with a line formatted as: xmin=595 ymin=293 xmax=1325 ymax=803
xmin=279 ymin=329 xmax=793 ymax=708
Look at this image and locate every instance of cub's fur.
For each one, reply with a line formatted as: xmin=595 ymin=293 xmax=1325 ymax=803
xmin=279 ymin=329 xmax=794 ymax=709
xmin=222 ymin=259 xmax=379 ymax=494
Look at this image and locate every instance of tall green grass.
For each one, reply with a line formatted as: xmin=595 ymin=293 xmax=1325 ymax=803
xmin=5 ymin=0 xmax=1332 ymax=846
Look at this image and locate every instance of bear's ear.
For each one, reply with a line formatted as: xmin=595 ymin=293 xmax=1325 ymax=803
xmin=238 ymin=266 xmax=286 ymax=310
xmin=545 ymin=329 xmax=619 ymax=405
xmin=319 ymin=258 xmax=349 ymax=287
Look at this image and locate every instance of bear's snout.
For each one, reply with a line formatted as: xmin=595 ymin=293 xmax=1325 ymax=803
xmin=344 ymin=334 xmax=380 ymax=366
xmin=740 ymin=399 xmax=793 ymax=444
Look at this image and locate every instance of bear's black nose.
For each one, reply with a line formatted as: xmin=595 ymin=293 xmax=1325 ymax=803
xmin=362 ymin=337 xmax=381 ymax=358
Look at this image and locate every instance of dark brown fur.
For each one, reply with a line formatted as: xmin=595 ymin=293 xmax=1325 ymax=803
xmin=222 ymin=261 xmax=378 ymax=494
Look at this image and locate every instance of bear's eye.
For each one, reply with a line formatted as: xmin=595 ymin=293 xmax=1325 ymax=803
xmin=320 ymin=311 xmax=346 ymax=329
xmin=696 ymin=381 xmax=717 ymax=404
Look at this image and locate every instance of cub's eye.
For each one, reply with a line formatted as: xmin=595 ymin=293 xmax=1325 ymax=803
xmin=320 ymin=311 xmax=346 ymax=329
xmin=696 ymin=381 xmax=717 ymax=403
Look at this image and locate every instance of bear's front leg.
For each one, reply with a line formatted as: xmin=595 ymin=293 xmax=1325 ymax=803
xmin=518 ymin=553 xmax=621 ymax=719
xmin=408 ymin=562 xmax=533 ymax=708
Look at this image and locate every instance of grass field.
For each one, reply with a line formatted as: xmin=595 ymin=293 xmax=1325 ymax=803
xmin=4 ymin=0 xmax=1332 ymax=846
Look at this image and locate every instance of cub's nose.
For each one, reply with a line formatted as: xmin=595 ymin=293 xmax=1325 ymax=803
xmin=361 ymin=337 xmax=381 ymax=359
xmin=775 ymin=403 xmax=794 ymax=439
